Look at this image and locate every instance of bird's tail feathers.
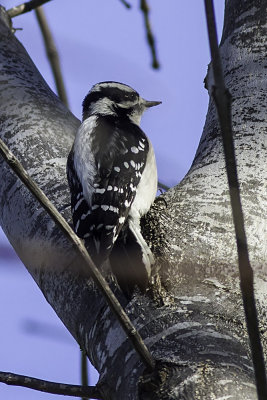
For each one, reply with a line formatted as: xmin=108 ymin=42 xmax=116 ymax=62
xmin=109 ymin=223 xmax=153 ymax=298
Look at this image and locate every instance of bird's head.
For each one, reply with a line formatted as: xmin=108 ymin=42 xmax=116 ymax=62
xmin=82 ymin=81 xmax=161 ymax=125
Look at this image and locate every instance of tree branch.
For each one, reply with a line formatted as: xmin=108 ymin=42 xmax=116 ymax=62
xmin=140 ymin=0 xmax=160 ymax=69
xmin=35 ymin=6 xmax=69 ymax=107
xmin=7 ymin=0 xmax=52 ymax=18
xmin=204 ymin=1 xmax=267 ymax=399
xmin=0 ymin=371 xmax=102 ymax=399
xmin=0 ymin=137 xmax=155 ymax=372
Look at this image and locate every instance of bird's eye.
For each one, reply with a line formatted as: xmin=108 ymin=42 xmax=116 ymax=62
xmin=112 ymin=92 xmax=137 ymax=105
xmin=125 ymin=93 xmax=136 ymax=101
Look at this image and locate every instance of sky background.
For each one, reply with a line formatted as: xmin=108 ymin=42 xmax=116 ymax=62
xmin=0 ymin=1 xmax=224 ymax=399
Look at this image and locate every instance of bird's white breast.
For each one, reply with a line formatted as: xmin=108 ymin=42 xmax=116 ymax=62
xmin=129 ymin=138 xmax=157 ymax=220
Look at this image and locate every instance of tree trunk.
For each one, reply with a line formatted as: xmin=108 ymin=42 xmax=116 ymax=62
xmin=0 ymin=1 xmax=266 ymax=398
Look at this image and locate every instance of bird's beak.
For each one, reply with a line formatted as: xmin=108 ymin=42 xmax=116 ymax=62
xmin=142 ymin=99 xmax=162 ymax=108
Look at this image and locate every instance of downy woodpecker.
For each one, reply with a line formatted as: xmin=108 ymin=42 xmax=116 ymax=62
xmin=67 ymin=81 xmax=161 ymax=295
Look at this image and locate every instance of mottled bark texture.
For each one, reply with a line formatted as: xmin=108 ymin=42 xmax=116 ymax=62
xmin=0 ymin=1 xmax=266 ymax=399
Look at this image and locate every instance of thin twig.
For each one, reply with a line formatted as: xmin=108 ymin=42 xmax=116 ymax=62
xmin=35 ymin=6 xmax=69 ymax=107
xmin=81 ymin=349 xmax=89 ymax=400
xmin=0 ymin=371 xmax=101 ymax=399
xmin=7 ymin=0 xmax=52 ymax=18
xmin=158 ymin=181 xmax=169 ymax=191
xmin=119 ymin=0 xmax=131 ymax=9
xmin=0 ymin=138 xmax=155 ymax=372
xmin=204 ymin=1 xmax=267 ymax=399
xmin=140 ymin=0 xmax=160 ymax=69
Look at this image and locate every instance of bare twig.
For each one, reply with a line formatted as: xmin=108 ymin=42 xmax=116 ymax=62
xmin=0 ymin=138 xmax=155 ymax=372
xmin=7 ymin=0 xmax=52 ymax=18
xmin=0 ymin=371 xmax=101 ymax=399
xmin=35 ymin=6 xmax=69 ymax=107
xmin=140 ymin=0 xmax=160 ymax=69
xmin=81 ymin=349 xmax=89 ymax=400
xmin=119 ymin=0 xmax=131 ymax=9
xmin=158 ymin=181 xmax=169 ymax=191
xmin=204 ymin=1 xmax=267 ymax=399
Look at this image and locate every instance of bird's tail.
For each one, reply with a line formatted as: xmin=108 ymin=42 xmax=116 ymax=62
xmin=109 ymin=222 xmax=153 ymax=298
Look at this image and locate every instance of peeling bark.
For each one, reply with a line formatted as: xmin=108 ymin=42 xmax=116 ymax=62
xmin=0 ymin=1 xmax=266 ymax=399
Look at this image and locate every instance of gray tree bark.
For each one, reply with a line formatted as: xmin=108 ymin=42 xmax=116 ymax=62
xmin=0 ymin=1 xmax=266 ymax=399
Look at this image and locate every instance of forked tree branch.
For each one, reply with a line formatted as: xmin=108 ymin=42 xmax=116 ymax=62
xmin=7 ymin=0 xmax=52 ymax=18
xmin=204 ymin=1 xmax=267 ymax=399
xmin=35 ymin=6 xmax=69 ymax=107
xmin=0 ymin=137 xmax=155 ymax=372
xmin=0 ymin=371 xmax=102 ymax=399
xmin=140 ymin=0 xmax=160 ymax=69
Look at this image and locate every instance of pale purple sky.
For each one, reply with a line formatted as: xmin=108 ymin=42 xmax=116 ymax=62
xmin=0 ymin=1 xmax=224 ymax=399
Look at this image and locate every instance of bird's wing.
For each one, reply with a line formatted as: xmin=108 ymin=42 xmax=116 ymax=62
xmin=67 ymin=115 xmax=149 ymax=265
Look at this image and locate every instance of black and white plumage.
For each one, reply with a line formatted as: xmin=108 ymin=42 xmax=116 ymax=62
xmin=67 ymin=81 xmax=161 ymax=295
